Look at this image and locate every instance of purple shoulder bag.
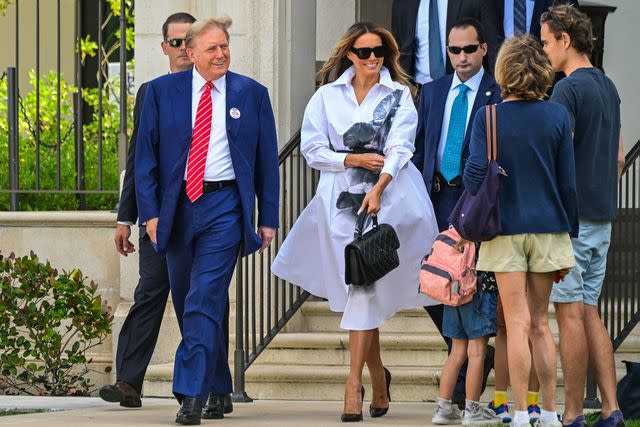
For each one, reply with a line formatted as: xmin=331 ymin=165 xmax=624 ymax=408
xmin=448 ymin=104 xmax=502 ymax=242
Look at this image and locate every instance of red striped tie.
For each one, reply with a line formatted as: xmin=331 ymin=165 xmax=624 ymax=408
xmin=186 ymin=81 xmax=214 ymax=202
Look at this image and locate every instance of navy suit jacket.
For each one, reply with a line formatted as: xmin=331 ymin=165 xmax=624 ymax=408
xmin=412 ymin=70 xmax=501 ymax=193
xmin=117 ymin=82 xmax=148 ymax=224
xmin=135 ymin=70 xmax=280 ymax=256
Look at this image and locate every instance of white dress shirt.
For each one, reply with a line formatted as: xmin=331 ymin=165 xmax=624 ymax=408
xmin=184 ymin=67 xmax=236 ymax=182
xmin=503 ymin=0 xmax=535 ymax=38
xmin=414 ymin=0 xmax=448 ymax=85
xmin=436 ymin=67 xmax=485 ymax=171
xmin=300 ymin=66 xmax=417 ymax=180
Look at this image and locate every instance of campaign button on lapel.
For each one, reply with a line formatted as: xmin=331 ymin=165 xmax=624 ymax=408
xmin=229 ymin=107 xmax=241 ymax=119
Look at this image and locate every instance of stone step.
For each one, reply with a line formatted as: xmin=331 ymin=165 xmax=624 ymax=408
xmin=255 ymin=332 xmax=449 ymax=367
xmin=239 ymin=332 xmax=640 ymax=367
xmin=297 ymin=301 xmax=636 ymax=335
xmin=143 ymin=362 xmax=629 ymax=402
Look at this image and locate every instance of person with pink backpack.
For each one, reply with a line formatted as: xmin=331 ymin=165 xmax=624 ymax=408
xmin=420 ymin=228 xmax=501 ymax=425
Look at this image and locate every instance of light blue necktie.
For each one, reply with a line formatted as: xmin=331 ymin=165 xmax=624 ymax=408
xmin=428 ymin=0 xmax=445 ymax=79
xmin=440 ymin=84 xmax=469 ymax=182
xmin=514 ymin=0 xmax=527 ymax=35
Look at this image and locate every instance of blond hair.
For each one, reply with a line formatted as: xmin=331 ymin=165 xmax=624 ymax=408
xmin=495 ymin=35 xmax=555 ymax=100
xmin=317 ymin=22 xmax=415 ymax=98
xmin=186 ymin=17 xmax=232 ymax=48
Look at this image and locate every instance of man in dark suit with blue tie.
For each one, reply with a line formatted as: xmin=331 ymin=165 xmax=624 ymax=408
xmin=135 ymin=17 xmax=279 ymax=425
xmin=496 ymin=0 xmax=579 ymax=43
xmin=391 ymin=0 xmax=500 ymax=82
xmin=412 ymin=18 xmax=502 ymax=409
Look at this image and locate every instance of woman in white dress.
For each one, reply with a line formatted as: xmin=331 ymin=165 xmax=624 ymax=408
xmin=271 ymin=22 xmax=438 ymax=421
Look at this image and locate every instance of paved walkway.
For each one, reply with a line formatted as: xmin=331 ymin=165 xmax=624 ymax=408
xmin=0 ymin=397 xmax=441 ymax=426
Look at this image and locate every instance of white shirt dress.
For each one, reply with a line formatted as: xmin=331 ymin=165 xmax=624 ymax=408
xmin=271 ymin=66 xmax=438 ymax=330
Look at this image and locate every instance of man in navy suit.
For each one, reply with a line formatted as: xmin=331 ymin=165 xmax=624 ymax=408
xmin=135 ymin=17 xmax=279 ymax=425
xmin=391 ymin=0 xmax=500 ymax=82
xmin=101 ymin=12 xmax=204 ymax=410
xmin=412 ymin=18 xmax=502 ymax=409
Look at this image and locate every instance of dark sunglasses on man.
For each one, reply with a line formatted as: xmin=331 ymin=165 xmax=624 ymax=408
xmin=447 ymin=44 xmax=481 ymax=55
xmin=166 ymin=38 xmax=185 ymax=48
xmin=350 ymin=45 xmax=387 ymax=60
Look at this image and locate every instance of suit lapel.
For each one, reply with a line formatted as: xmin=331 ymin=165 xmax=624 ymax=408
xmin=432 ymin=75 xmax=454 ymax=146
xmin=463 ymin=73 xmax=496 ymax=151
xmin=531 ymin=0 xmax=547 ymax=36
xmin=446 ymin=0 xmax=462 ymax=31
xmin=174 ymin=70 xmax=193 ymax=156
xmin=225 ymin=71 xmax=241 ymax=146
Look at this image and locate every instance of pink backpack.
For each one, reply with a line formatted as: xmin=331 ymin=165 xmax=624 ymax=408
xmin=419 ymin=228 xmax=477 ymax=306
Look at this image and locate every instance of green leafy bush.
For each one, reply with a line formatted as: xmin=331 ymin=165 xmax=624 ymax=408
xmin=0 ymin=70 xmax=132 ymax=211
xmin=0 ymin=251 xmax=113 ymax=396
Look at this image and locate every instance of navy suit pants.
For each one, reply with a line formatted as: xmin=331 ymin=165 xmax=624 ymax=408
xmin=115 ymin=226 xmax=231 ymax=394
xmin=166 ymin=185 xmax=242 ymax=403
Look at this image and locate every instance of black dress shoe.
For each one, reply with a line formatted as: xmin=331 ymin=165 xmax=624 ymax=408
xmin=99 ymin=380 xmax=142 ymax=408
xmin=341 ymin=386 xmax=365 ymax=422
xmin=202 ymin=393 xmax=224 ymax=420
xmin=369 ymin=367 xmax=391 ymax=418
xmin=176 ymin=396 xmax=202 ymax=425
xmin=223 ymin=394 xmax=233 ymax=414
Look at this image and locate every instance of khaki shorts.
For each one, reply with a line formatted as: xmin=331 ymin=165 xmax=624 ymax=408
xmin=477 ymin=233 xmax=575 ymax=273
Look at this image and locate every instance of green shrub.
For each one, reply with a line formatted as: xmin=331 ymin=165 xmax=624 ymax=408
xmin=0 ymin=70 xmax=132 ymax=211
xmin=0 ymin=251 xmax=113 ymax=396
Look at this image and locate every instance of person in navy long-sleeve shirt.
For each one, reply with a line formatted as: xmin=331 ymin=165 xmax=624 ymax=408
xmin=463 ymin=35 xmax=577 ymax=427
xmin=463 ymin=99 xmax=578 ymax=238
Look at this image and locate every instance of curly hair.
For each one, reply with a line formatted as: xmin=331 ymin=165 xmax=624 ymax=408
xmin=495 ymin=35 xmax=555 ymax=100
xmin=541 ymin=4 xmax=593 ymax=56
xmin=317 ymin=22 xmax=415 ymax=97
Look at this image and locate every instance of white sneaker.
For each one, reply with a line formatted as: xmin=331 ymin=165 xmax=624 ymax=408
xmin=540 ymin=419 xmax=562 ymax=427
xmin=462 ymin=406 xmax=503 ymax=425
xmin=432 ymin=404 xmax=463 ymax=425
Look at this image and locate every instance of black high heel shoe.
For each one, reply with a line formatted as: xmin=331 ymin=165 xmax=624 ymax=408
xmin=369 ymin=367 xmax=391 ymax=418
xmin=340 ymin=386 xmax=365 ymax=422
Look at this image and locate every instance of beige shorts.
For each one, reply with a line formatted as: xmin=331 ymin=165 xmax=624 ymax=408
xmin=477 ymin=233 xmax=576 ymax=273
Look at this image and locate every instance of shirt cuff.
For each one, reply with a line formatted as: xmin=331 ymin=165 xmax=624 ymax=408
xmin=117 ymin=221 xmax=134 ymax=227
xmin=332 ymin=152 xmax=348 ymax=171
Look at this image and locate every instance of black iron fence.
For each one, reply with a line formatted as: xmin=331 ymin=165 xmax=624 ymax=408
xmin=233 ymin=130 xmax=318 ymax=401
xmin=585 ymin=138 xmax=640 ymax=406
xmin=1 ymin=0 xmax=133 ymax=211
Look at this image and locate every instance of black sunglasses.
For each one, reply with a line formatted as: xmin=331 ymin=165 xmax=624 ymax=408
xmin=350 ymin=45 xmax=387 ymax=60
xmin=447 ymin=44 xmax=481 ymax=55
xmin=166 ymin=38 xmax=185 ymax=48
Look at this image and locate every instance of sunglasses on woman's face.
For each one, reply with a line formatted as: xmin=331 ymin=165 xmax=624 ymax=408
xmin=447 ymin=44 xmax=481 ymax=55
xmin=166 ymin=38 xmax=185 ymax=48
xmin=350 ymin=45 xmax=387 ymax=60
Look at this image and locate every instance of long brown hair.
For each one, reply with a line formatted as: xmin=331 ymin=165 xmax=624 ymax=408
xmin=317 ymin=22 xmax=415 ymax=97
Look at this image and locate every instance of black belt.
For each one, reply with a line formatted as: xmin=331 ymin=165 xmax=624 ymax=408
xmin=201 ymin=180 xmax=236 ymax=194
xmin=432 ymin=173 xmax=461 ymax=193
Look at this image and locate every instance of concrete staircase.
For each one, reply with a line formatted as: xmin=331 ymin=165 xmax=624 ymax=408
xmin=143 ymin=298 xmax=639 ymax=401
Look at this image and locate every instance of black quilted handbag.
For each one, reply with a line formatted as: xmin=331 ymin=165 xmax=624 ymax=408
xmin=344 ymin=214 xmax=400 ymax=286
